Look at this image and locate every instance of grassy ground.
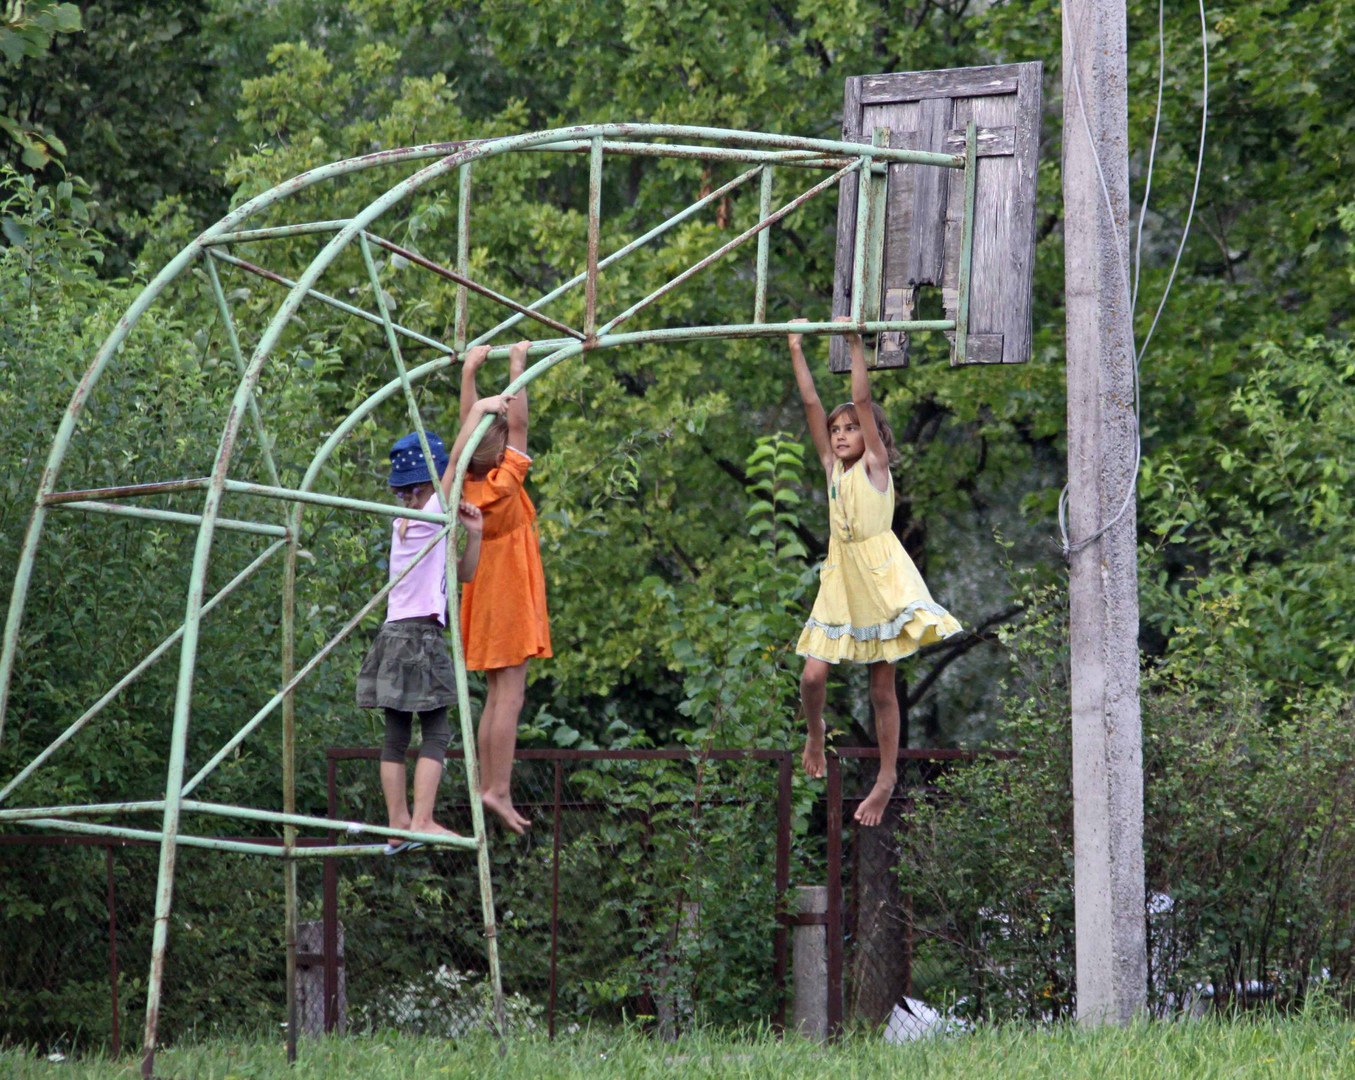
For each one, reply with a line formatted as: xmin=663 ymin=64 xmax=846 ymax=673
xmin=6 ymin=1014 xmax=1355 ymax=1079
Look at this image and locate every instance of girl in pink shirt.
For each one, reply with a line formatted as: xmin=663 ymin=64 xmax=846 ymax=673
xmin=356 ymin=423 xmax=505 ymax=851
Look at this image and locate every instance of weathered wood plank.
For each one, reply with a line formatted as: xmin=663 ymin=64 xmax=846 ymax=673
xmin=875 ymin=126 xmax=919 ymax=370
xmin=964 ymin=91 xmax=1019 ymax=365
xmin=941 ymin=97 xmax=971 ymax=342
xmin=945 ymin=333 xmax=1004 ymax=364
xmin=859 ymin=66 xmax=1019 ymax=104
xmin=1004 ymin=61 xmax=1043 ymax=366
xmin=942 ymin=125 xmax=1016 ymax=156
xmin=906 ymin=96 xmax=954 ymax=288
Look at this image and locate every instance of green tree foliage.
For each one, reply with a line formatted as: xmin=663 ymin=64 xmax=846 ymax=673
xmin=899 ymin=569 xmax=1355 ymax=1019
xmin=0 ymin=1 xmax=81 ymax=167
xmin=4 ymin=0 xmax=1355 ymax=1040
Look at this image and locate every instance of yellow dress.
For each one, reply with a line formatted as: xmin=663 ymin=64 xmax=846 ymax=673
xmin=796 ymin=459 xmax=962 ymax=664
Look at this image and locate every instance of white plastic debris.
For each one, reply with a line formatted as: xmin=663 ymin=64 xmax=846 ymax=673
xmin=883 ymin=996 xmax=968 ymax=1042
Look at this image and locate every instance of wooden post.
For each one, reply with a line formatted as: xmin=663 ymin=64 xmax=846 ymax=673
xmin=791 ymin=886 xmax=829 ymax=1040
xmin=296 ymin=920 xmax=345 ymax=1035
xmin=1062 ymin=0 xmax=1148 ymax=1024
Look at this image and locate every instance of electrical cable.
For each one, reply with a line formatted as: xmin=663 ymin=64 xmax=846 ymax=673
xmin=1132 ymin=0 xmax=1167 ymax=317
xmin=1056 ymin=0 xmax=1208 ymax=558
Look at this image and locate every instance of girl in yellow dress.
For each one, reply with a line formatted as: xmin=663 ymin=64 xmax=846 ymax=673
xmin=788 ymin=319 xmax=962 ymax=826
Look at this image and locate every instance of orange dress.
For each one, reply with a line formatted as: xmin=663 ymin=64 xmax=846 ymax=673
xmin=460 ymin=446 xmax=552 ymax=670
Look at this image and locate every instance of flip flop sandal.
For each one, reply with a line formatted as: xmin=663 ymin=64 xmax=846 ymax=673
xmin=382 ymin=840 xmax=425 ymax=856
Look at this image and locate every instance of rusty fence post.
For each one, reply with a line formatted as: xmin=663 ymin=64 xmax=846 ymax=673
xmin=826 ymin=754 xmax=844 ymax=1037
xmin=323 ymin=753 xmax=339 ymax=1032
xmin=773 ymin=752 xmax=792 ymax=1031
xmin=106 ymin=843 xmax=121 ymax=1058
xmin=548 ymin=759 xmax=563 ymax=1039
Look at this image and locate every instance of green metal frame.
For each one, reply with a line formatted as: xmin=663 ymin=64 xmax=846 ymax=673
xmin=0 ymin=122 xmax=980 ymax=1074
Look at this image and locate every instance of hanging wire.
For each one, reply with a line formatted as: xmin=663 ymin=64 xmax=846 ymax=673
xmin=1131 ymin=0 xmax=1168 ymax=317
xmin=1056 ymin=0 xmax=1209 ymax=559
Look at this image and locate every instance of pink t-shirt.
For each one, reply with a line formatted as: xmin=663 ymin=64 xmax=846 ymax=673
xmin=386 ymin=493 xmax=448 ymax=626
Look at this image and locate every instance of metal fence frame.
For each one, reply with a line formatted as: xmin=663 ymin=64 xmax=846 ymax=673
xmin=0 ymin=744 xmax=1008 ymax=1049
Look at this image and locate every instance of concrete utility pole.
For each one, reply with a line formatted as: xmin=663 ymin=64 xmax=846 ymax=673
xmin=1062 ymin=0 xmax=1148 ymax=1024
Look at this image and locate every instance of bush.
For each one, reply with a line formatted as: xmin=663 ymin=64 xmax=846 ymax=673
xmin=896 ymin=577 xmax=1355 ymax=1020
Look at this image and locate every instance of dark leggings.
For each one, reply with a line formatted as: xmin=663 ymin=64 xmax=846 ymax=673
xmin=381 ymin=706 xmax=451 ymax=765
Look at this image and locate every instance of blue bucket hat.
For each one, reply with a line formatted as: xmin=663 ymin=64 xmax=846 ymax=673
xmin=387 ymin=432 xmax=449 ymax=487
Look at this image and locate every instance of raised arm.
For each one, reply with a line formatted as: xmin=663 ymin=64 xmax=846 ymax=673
xmin=788 ymin=320 xmax=833 ymax=478
xmin=459 ymin=344 xmax=490 ymax=426
xmin=507 ymin=339 xmax=530 ymax=454
xmin=842 ymin=320 xmax=890 ymax=488
xmin=441 ymin=394 xmax=514 ymax=499
xmin=455 ymin=501 xmax=484 ymax=582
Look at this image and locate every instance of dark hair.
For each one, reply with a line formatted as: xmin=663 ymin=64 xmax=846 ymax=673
xmin=825 ymin=401 xmax=899 ymax=465
xmin=468 ymin=416 xmax=509 ymax=476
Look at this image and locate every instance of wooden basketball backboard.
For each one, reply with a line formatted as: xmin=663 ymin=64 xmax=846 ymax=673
xmin=830 ymin=62 xmax=1043 ymax=371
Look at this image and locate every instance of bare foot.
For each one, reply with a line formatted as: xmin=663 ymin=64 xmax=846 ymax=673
xmin=481 ymin=791 xmax=532 ymax=834
xmin=853 ymin=777 xmax=895 ymax=827
xmin=409 ymin=820 xmax=462 ymax=841
xmin=802 ymin=722 xmax=826 ymax=779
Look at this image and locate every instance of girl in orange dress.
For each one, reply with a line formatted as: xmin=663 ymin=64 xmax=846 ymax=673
xmin=442 ymin=339 xmax=551 ymax=833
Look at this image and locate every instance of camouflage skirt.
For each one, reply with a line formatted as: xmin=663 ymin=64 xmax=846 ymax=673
xmin=356 ymin=618 xmax=457 ymax=712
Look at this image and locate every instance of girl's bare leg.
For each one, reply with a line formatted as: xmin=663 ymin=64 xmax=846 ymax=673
xmin=479 ymin=662 xmax=532 ymax=833
xmin=380 ymin=760 xmax=412 ymax=832
xmin=855 ymin=661 xmax=900 ymax=827
xmin=800 ymin=658 xmax=831 ymax=778
xmin=410 ymin=756 xmax=461 ymax=838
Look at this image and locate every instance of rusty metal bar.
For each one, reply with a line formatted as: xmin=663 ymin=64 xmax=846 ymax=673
xmin=210 ymin=250 xmax=459 ymax=356
xmin=826 ymin=754 xmax=843 ymax=1037
xmin=49 ymin=500 xmax=289 ymax=538
xmin=585 ymin=136 xmax=603 ymax=339
xmin=42 ymin=478 xmax=210 ymax=505
xmin=456 ymin=164 xmax=472 ymax=351
xmin=323 ymin=754 xmax=339 ymax=1032
xmin=0 ymin=541 xmax=284 ymax=806
xmin=598 ymin=161 xmax=861 ymax=337
xmin=364 ymin=232 xmax=585 ymax=340
xmin=219 ymin=479 xmax=449 ymax=524
xmin=531 ymin=139 xmax=852 ymax=167
xmin=206 ymin=219 xmax=352 ymax=245
xmin=597 ymin=320 xmax=953 ymax=345
xmin=754 ymin=167 xmax=774 ymax=323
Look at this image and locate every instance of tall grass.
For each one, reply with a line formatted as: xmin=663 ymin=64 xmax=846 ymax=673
xmin=6 ymin=1012 xmax=1355 ymax=1080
